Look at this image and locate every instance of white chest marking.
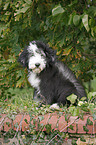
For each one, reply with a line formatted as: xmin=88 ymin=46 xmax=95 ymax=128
xmin=28 ymin=72 xmax=40 ymax=89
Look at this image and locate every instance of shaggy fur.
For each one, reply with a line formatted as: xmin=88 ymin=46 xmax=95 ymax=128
xmin=18 ymin=41 xmax=86 ymax=106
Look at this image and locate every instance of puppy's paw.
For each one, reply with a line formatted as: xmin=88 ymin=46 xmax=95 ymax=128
xmin=50 ymin=103 xmax=60 ymax=110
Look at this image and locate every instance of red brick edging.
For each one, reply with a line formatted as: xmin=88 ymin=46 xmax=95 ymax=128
xmin=0 ymin=113 xmax=96 ymax=134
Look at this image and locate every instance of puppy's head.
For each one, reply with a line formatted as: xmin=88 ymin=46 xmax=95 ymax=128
xmin=18 ymin=41 xmax=56 ymax=73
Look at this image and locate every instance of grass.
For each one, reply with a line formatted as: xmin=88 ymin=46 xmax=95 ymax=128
xmin=84 ymin=76 xmax=96 ymax=92
xmin=0 ymin=87 xmax=54 ymax=116
xmin=0 ymin=87 xmax=96 ymax=118
xmin=91 ymin=77 xmax=96 ymax=91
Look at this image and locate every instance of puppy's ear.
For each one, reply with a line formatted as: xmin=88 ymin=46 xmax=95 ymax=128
xmin=50 ymin=49 xmax=57 ymax=62
xmin=18 ymin=48 xmax=28 ymax=68
xmin=35 ymin=40 xmax=57 ymax=63
xmin=45 ymin=47 xmax=57 ymax=64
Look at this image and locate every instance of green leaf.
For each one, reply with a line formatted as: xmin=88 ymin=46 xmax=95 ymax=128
xmin=15 ymin=14 xmax=22 ymax=21
xmin=68 ymin=0 xmax=78 ymax=7
xmin=24 ymin=0 xmax=32 ymax=4
xmin=68 ymin=106 xmax=79 ymax=116
xmin=88 ymin=103 xmax=95 ymax=114
xmin=65 ymin=115 xmax=68 ymax=121
xmin=73 ymin=15 xmax=80 ymax=26
xmin=17 ymin=70 xmax=23 ymax=78
xmin=38 ymin=116 xmax=44 ymax=122
xmin=82 ymin=14 xmax=89 ymax=32
xmin=62 ymin=45 xmax=72 ymax=56
xmin=87 ymin=118 xmax=93 ymax=125
xmin=20 ymin=6 xmax=30 ymax=13
xmin=16 ymin=77 xmax=24 ymax=88
xmin=58 ymin=37 xmax=65 ymax=47
xmin=67 ymin=94 xmax=77 ymax=104
xmin=80 ymin=136 xmax=86 ymax=142
xmin=3 ymin=2 xmax=9 ymax=10
xmin=68 ymin=125 xmax=74 ymax=130
xmin=83 ymin=126 xmax=89 ymax=132
xmin=8 ymin=63 xmax=17 ymax=71
xmin=14 ymin=122 xmax=19 ymax=128
xmin=6 ymin=122 xmax=10 ymax=127
xmin=16 ymin=6 xmax=30 ymax=15
xmin=52 ymin=4 xmax=64 ymax=16
xmin=80 ymin=97 xmax=86 ymax=101
xmin=33 ymin=119 xmax=36 ymax=125
xmin=73 ymin=107 xmax=79 ymax=116
xmin=68 ymin=14 xmax=73 ymax=25
xmin=45 ymin=124 xmax=51 ymax=134
xmin=88 ymin=92 xmax=96 ymax=101
xmin=93 ymin=112 xmax=96 ymax=121
xmin=24 ymin=119 xmax=28 ymax=124
xmin=0 ymin=24 xmax=7 ymax=35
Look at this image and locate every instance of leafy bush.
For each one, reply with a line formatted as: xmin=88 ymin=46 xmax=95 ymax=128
xmin=0 ymin=0 xmax=96 ymax=96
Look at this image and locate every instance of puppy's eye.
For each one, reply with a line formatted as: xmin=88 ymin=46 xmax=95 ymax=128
xmin=36 ymin=50 xmax=40 ymax=54
xmin=31 ymin=53 xmax=34 ymax=56
xmin=30 ymin=52 xmax=34 ymax=56
xmin=29 ymin=53 xmax=34 ymax=58
xmin=41 ymin=53 xmax=46 ymax=57
xmin=35 ymin=49 xmax=45 ymax=56
xmin=40 ymin=50 xmax=46 ymax=57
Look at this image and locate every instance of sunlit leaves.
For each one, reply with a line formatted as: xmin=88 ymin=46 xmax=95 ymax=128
xmin=83 ymin=126 xmax=89 ymax=132
xmin=87 ymin=92 xmax=96 ymax=102
xmin=52 ymin=4 xmax=64 ymax=16
xmin=16 ymin=70 xmax=27 ymax=88
xmin=15 ymin=6 xmax=30 ymax=15
xmin=68 ymin=14 xmax=73 ymax=25
xmin=73 ymin=15 xmax=80 ymax=26
xmin=82 ymin=14 xmax=89 ymax=32
xmin=62 ymin=46 xmax=72 ymax=56
xmin=0 ymin=0 xmax=96 ymax=95
xmin=0 ymin=24 xmax=7 ymax=35
xmin=67 ymin=94 xmax=77 ymax=104
xmin=87 ymin=118 xmax=93 ymax=125
xmin=24 ymin=0 xmax=32 ymax=5
xmin=3 ymin=2 xmax=10 ymax=10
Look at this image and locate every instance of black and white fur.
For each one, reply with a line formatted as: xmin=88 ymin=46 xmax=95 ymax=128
xmin=18 ymin=41 xmax=86 ymax=108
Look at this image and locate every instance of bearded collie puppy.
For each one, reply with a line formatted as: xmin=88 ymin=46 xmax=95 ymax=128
xmin=18 ymin=41 xmax=86 ymax=108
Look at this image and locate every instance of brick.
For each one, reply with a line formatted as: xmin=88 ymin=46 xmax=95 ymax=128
xmin=4 ymin=117 xmax=12 ymax=132
xmin=48 ymin=114 xmax=58 ymax=130
xmin=87 ymin=116 xmax=96 ymax=134
xmin=77 ymin=115 xmax=88 ymax=134
xmin=94 ymin=120 xmax=96 ymax=134
xmin=40 ymin=113 xmax=51 ymax=131
xmin=68 ymin=116 xmax=78 ymax=133
xmin=1 ymin=113 xmax=95 ymax=134
xmin=13 ymin=114 xmax=24 ymax=131
xmin=22 ymin=115 xmax=30 ymax=131
xmin=0 ymin=114 xmax=6 ymax=121
xmin=0 ymin=114 xmax=6 ymax=131
xmin=58 ymin=116 xmax=67 ymax=132
xmin=31 ymin=116 xmax=38 ymax=130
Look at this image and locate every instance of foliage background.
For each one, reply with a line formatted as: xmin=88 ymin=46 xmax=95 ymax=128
xmin=0 ymin=0 xmax=96 ymax=98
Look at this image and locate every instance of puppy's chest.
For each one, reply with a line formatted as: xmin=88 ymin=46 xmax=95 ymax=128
xmin=28 ymin=72 xmax=40 ymax=89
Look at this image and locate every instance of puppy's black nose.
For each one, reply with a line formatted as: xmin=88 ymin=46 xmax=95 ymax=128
xmin=35 ymin=63 xmax=40 ymax=68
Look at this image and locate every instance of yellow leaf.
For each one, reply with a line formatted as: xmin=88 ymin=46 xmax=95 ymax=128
xmin=8 ymin=104 xmax=11 ymax=106
xmin=62 ymin=47 xmax=72 ymax=56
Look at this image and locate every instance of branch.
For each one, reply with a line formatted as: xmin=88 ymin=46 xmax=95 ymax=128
xmin=47 ymin=116 xmax=78 ymax=145
xmin=82 ymin=53 xmax=96 ymax=59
